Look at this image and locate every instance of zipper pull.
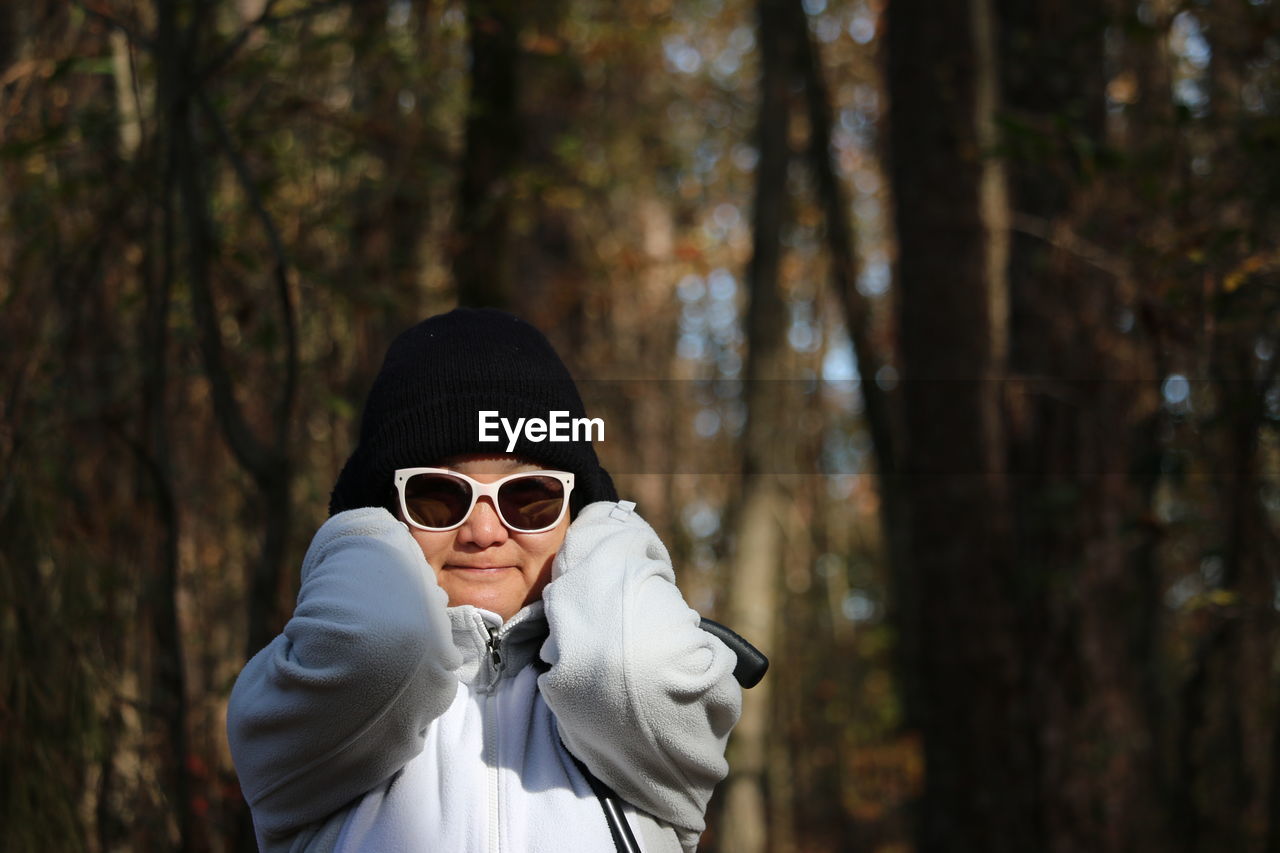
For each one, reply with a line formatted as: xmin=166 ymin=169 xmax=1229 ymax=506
xmin=485 ymin=624 xmax=503 ymax=670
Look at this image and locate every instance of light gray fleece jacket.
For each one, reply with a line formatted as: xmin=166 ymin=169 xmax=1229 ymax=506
xmin=226 ymin=500 xmax=742 ymax=853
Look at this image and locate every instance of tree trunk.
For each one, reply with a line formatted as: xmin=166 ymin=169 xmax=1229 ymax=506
xmin=346 ymin=0 xmax=435 ymax=376
xmin=151 ymin=8 xmax=194 ymax=848
xmin=1181 ymin=307 xmax=1280 ymax=853
xmin=720 ymin=0 xmax=797 ymax=850
xmin=887 ymin=1 xmax=1035 ymax=851
xmin=998 ymin=3 xmax=1170 ymax=851
xmin=1180 ymin=9 xmax=1280 ymax=851
xmin=452 ymin=0 xmax=522 ymax=308
xmin=154 ymin=7 xmax=298 ymax=844
xmin=791 ymin=4 xmax=916 ymax=780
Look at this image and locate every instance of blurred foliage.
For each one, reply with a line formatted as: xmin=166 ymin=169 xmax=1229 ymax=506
xmin=0 ymin=0 xmax=1277 ymax=851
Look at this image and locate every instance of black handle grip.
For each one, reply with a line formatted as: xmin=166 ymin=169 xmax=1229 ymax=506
xmin=699 ymin=617 xmax=769 ymax=689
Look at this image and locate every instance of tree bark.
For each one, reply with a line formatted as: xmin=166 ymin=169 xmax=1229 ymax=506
xmin=1179 ymin=9 xmax=1280 ymax=851
xmin=887 ymin=0 xmax=1035 ymax=851
xmin=347 ymin=0 xmax=435 ymax=370
xmin=790 ymin=5 xmax=917 ymax=778
xmin=452 ymin=0 xmax=522 ymax=308
xmin=151 ymin=6 xmax=301 ymax=846
xmin=1180 ymin=305 xmax=1280 ymax=853
xmin=998 ymin=3 xmax=1170 ymax=851
xmin=151 ymin=8 xmax=194 ymax=848
xmin=720 ymin=0 xmax=797 ymax=850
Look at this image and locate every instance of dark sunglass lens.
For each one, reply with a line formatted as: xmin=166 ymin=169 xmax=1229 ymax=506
xmin=404 ymin=474 xmax=471 ymax=528
xmin=498 ymin=476 xmax=565 ymax=531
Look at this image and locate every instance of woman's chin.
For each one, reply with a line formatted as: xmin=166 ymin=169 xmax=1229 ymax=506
xmin=442 ymin=575 xmax=523 ymax=619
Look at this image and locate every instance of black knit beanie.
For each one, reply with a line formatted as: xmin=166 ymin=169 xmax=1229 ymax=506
xmin=329 ymin=308 xmax=617 ymax=517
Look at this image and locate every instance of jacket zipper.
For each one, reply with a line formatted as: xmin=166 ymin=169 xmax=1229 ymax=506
xmin=485 ymin=624 xmax=503 ymax=674
xmin=485 ymin=622 xmax=504 ymax=853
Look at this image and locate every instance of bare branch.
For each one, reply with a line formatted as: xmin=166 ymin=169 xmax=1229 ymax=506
xmin=194 ymin=87 xmax=299 ymax=445
xmin=1009 ymin=211 xmax=1133 ymax=283
xmin=194 ymin=0 xmax=283 ymax=81
xmin=176 ymin=144 xmax=274 ymax=479
xmin=72 ymin=0 xmax=157 ymax=52
xmin=793 ymin=1 xmax=900 ymax=476
xmin=196 ymin=0 xmax=354 ymax=83
xmin=158 ymin=0 xmax=274 ymax=480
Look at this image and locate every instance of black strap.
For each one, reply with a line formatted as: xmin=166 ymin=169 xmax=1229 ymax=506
xmin=570 ymin=754 xmax=643 ymax=853
xmin=553 ymin=619 xmax=768 ymax=851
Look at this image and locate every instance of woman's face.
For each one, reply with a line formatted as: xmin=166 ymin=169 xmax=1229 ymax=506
xmin=401 ymin=454 xmax=569 ymax=622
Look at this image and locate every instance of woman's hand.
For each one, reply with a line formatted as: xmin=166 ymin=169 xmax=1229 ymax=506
xmin=227 ymin=507 xmax=461 ymax=839
xmin=537 ymin=500 xmax=743 ymax=849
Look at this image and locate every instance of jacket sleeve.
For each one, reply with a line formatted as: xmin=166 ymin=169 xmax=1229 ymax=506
xmin=226 ymin=507 xmax=461 ymax=841
xmin=537 ymin=501 xmax=743 ymax=851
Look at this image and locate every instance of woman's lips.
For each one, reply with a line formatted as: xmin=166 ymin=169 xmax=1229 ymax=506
xmin=445 ymin=565 xmax=514 ymax=583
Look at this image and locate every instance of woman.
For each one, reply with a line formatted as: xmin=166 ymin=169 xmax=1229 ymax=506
xmin=227 ymin=308 xmax=743 ymax=852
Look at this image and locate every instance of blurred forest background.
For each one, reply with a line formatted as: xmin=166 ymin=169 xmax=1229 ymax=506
xmin=2 ymin=0 xmax=1279 ymax=851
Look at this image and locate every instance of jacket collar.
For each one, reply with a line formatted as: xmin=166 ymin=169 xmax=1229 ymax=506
xmin=447 ymin=602 xmax=549 ymax=688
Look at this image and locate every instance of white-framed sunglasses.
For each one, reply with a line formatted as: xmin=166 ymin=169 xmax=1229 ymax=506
xmin=393 ymin=468 xmax=575 ymax=533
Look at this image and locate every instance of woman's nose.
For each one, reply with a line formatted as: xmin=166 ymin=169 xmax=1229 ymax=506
xmin=455 ymin=497 xmax=509 ymax=547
